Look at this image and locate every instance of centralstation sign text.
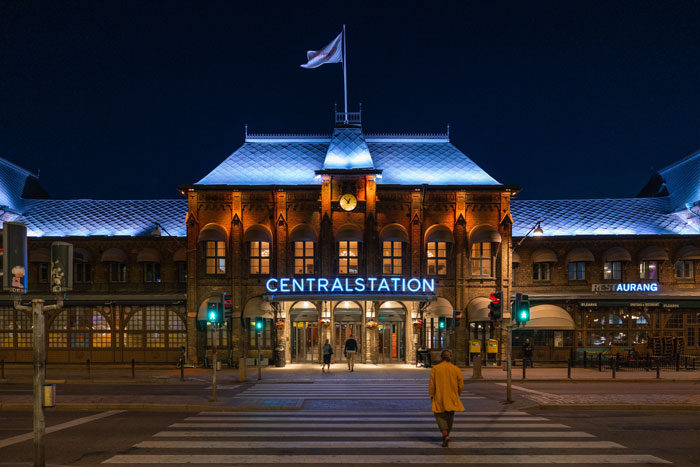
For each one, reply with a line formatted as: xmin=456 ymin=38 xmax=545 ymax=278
xmin=265 ymin=277 xmax=436 ymax=294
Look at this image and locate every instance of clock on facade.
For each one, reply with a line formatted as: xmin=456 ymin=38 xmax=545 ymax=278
xmin=339 ymin=193 xmax=358 ymax=211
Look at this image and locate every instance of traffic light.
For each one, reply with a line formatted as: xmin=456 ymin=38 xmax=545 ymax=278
xmin=514 ymin=293 xmax=531 ymax=325
xmin=207 ymin=301 xmax=223 ymax=325
xmin=438 ymin=316 xmax=446 ymax=330
xmin=255 ymin=316 xmax=264 ymax=332
xmin=488 ymin=291 xmax=502 ymax=322
xmin=2 ymin=222 xmax=27 ymax=293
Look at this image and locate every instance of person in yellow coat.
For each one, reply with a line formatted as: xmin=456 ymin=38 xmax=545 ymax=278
xmin=428 ymin=349 xmax=465 ymax=447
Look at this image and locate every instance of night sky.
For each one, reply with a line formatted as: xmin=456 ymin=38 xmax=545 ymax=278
xmin=2 ymin=1 xmax=700 ymax=201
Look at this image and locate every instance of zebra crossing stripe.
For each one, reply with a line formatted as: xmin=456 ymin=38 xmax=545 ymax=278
xmin=102 ymin=454 xmax=671 ymax=464
xmin=184 ymin=416 xmax=550 ymax=422
xmin=153 ymin=430 xmax=596 ymax=438
xmin=169 ymin=422 xmax=571 ymax=429
xmin=194 ymin=411 xmax=531 ymax=416
xmin=135 ymin=440 xmax=624 ymax=449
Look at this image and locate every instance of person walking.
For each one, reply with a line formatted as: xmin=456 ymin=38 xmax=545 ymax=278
xmin=344 ymin=336 xmax=358 ymax=372
xmin=522 ymin=337 xmax=534 ymax=368
xmin=321 ymin=338 xmax=333 ymax=373
xmin=429 ymin=349 xmax=464 ymax=447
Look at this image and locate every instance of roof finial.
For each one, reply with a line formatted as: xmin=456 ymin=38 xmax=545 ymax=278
xmin=245 ymin=124 xmax=248 ymax=139
xmin=446 ymin=123 xmax=450 ymax=139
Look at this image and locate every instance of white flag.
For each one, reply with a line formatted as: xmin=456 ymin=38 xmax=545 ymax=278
xmin=300 ymin=32 xmax=343 ymax=69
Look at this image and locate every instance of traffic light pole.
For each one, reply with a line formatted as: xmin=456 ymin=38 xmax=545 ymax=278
xmin=14 ymin=296 xmax=63 ymax=467
xmin=257 ymin=330 xmax=262 ymax=381
xmin=210 ymin=325 xmax=217 ymax=402
xmin=506 ymin=322 xmax=514 ymax=403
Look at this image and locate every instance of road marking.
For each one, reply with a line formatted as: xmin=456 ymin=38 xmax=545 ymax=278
xmin=495 ymin=383 xmax=553 ymax=396
xmin=0 ymin=411 xmax=123 ymax=449
xmin=103 ymin=454 xmax=671 ymax=464
xmin=136 ymin=440 xmax=623 ymax=449
xmin=169 ymin=422 xmax=571 ymax=429
xmin=195 ymin=411 xmax=531 ymax=416
xmin=185 ymin=416 xmax=549 ymax=422
xmin=231 ymin=396 xmax=485 ymax=400
xmin=154 ymin=430 xmax=596 ymax=438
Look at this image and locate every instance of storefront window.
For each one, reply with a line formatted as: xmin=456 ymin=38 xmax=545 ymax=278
xmin=294 ymin=241 xmax=315 ymax=275
xmin=206 ymin=241 xmax=226 ymax=275
xmin=675 ymin=260 xmax=694 ymax=279
xmin=639 ymin=260 xmax=659 ymax=280
xmin=426 ymin=242 xmax=447 ymax=275
xmin=338 ymin=241 xmax=359 ymax=274
xmin=470 ymin=242 xmax=492 ymax=277
xmin=249 ymin=241 xmax=270 ymax=275
xmin=604 ymin=261 xmax=622 ymax=280
xmin=568 ymin=262 xmax=586 ymax=280
xmin=532 ymin=263 xmax=551 ymax=281
xmin=382 ymin=241 xmax=402 ymax=275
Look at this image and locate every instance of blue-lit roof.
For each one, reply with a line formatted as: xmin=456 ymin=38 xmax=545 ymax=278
xmin=512 ymin=197 xmax=698 ymax=236
xmin=657 ymin=148 xmax=700 ymax=212
xmin=323 ymin=127 xmax=374 ymax=170
xmin=0 ymin=157 xmax=36 ymax=213
xmin=18 ymin=199 xmax=187 ymax=237
xmin=197 ymin=133 xmax=500 ymax=186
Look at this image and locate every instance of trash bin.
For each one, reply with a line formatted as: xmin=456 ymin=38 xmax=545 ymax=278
xmin=275 ymin=346 xmax=286 ymax=367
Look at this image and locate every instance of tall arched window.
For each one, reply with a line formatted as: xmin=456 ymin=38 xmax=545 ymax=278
xmin=336 ymin=224 xmax=363 ymax=275
xmin=101 ymin=248 xmax=128 ymax=283
xmin=244 ymin=225 xmax=272 ymax=275
xmin=290 ymin=224 xmax=317 ymax=275
xmin=425 ymin=225 xmax=454 ymax=276
xmin=469 ymin=225 xmax=502 ymax=278
xmin=198 ymin=223 xmax=228 ymax=276
xmin=380 ymin=224 xmax=408 ymax=276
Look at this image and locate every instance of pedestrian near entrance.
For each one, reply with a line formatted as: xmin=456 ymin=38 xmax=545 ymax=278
xmin=522 ymin=337 xmax=534 ymax=368
xmin=428 ymin=349 xmax=464 ymax=447
xmin=322 ymin=339 xmax=333 ymax=373
xmin=344 ymin=336 xmax=358 ymax=371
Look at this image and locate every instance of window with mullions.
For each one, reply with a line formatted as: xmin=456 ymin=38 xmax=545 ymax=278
xmin=382 ymin=241 xmax=403 ymax=275
xmin=675 ymin=260 xmax=694 ymax=280
xmin=604 ymin=261 xmax=622 ymax=280
xmin=176 ymin=262 xmax=187 ymax=283
xmin=206 ymin=241 xmax=226 ymax=275
xmin=108 ymin=262 xmax=127 ymax=283
xmin=426 ymin=242 xmax=447 ymax=275
xmin=294 ymin=241 xmax=315 ymax=275
xmin=338 ymin=241 xmax=359 ymax=275
xmin=75 ymin=263 xmax=92 ymax=283
xmin=249 ymin=241 xmax=270 ymax=275
xmin=143 ymin=262 xmax=161 ymax=283
xmin=532 ymin=263 xmax=551 ymax=282
xmin=639 ymin=260 xmax=659 ymax=280
xmin=471 ymin=242 xmax=493 ymax=277
xmin=568 ymin=262 xmax=586 ymax=281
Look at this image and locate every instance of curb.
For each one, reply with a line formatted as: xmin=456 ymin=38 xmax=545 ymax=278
xmin=523 ymin=403 xmax=700 ymax=411
xmin=464 ymin=378 xmax=700 ymax=383
xmin=0 ymin=403 xmax=302 ymax=412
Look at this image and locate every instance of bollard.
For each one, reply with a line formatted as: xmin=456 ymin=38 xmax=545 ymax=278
xmin=646 ymin=352 xmax=651 ymax=372
xmin=472 ymin=354 xmax=482 ymax=379
xmin=86 ymin=359 xmax=91 ymax=378
xmin=522 ymin=360 xmax=526 ymax=380
xmin=180 ymin=359 xmax=185 ymax=382
xmin=656 ymin=358 xmax=661 ymax=379
xmin=685 ymin=356 xmax=689 ymax=370
xmin=1 ymin=360 xmax=4 ymax=379
xmin=612 ymin=355 xmax=616 ymax=379
xmin=131 ymin=359 xmax=135 ymax=379
xmin=567 ymin=358 xmax=572 ymax=379
xmin=238 ymin=357 xmax=247 ymax=382
xmin=598 ymin=353 xmax=602 ymax=372
xmin=583 ymin=351 xmax=587 ymax=369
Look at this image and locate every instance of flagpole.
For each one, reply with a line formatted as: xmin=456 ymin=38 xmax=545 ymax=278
xmin=343 ymin=24 xmax=348 ymax=123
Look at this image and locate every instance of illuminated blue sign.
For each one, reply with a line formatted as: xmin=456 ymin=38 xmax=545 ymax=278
xmin=592 ymin=283 xmax=659 ymax=293
xmin=265 ymin=277 xmax=435 ymax=294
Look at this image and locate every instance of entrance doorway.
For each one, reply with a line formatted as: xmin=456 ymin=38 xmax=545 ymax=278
xmin=290 ymin=301 xmax=319 ymax=363
xmin=334 ymin=301 xmax=362 ymax=362
xmin=378 ymin=301 xmax=406 ymax=363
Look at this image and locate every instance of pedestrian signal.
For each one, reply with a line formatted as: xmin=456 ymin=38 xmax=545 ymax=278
xmin=207 ymin=301 xmax=223 ymax=325
xmin=514 ymin=293 xmax=531 ymax=325
xmin=438 ymin=316 xmax=446 ymax=330
xmin=255 ymin=316 xmax=264 ymax=332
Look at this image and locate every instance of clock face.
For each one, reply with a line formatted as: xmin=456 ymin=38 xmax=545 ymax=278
xmin=339 ymin=193 xmax=358 ymax=211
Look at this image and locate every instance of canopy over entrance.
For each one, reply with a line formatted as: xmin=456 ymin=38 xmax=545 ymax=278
xmin=467 ymin=297 xmax=491 ymax=322
xmin=424 ymin=297 xmax=453 ymax=318
xmin=526 ymin=305 xmax=575 ymax=330
xmin=334 ymin=301 xmax=362 ymax=322
xmin=290 ymin=301 xmax=318 ymax=322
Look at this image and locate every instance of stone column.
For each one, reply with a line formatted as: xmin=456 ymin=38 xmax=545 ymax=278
xmin=405 ymin=301 xmax=415 ymax=365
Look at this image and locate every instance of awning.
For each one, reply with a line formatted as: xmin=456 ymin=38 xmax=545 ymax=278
xmin=101 ymin=248 xmax=127 ymax=263
xmin=566 ymin=247 xmax=594 ymax=263
xmin=243 ymin=224 xmax=271 ymax=243
xmin=525 ymin=305 xmax=575 ymax=330
xmin=425 ymin=225 xmax=454 ymax=243
xmin=289 ymin=224 xmax=317 ymax=242
xmin=198 ymin=223 xmax=228 ymax=243
xmin=677 ymin=245 xmax=700 ymax=260
xmin=424 ymin=297 xmax=453 ymax=317
xmin=467 ymin=297 xmax=492 ymax=322
xmin=531 ymin=248 xmax=557 ymax=263
xmin=243 ymin=297 xmax=274 ymax=319
xmin=380 ymin=223 xmax=409 ymax=243
xmin=639 ymin=245 xmax=669 ymax=261
xmin=28 ymin=248 xmax=50 ymax=263
xmin=512 ymin=251 xmax=521 ymax=264
xmin=136 ymin=247 xmax=161 ymax=263
xmin=172 ymin=248 xmax=187 ymax=262
xmin=602 ymin=247 xmax=631 ymax=262
xmin=336 ymin=224 xmax=363 ymax=242
xmin=470 ymin=224 xmax=502 ymax=244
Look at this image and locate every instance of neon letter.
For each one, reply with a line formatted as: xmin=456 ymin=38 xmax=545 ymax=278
xmin=407 ymin=278 xmax=421 ymax=292
xmin=331 ymin=278 xmax=344 ymax=292
xmin=266 ymin=278 xmax=278 ymax=292
xmin=279 ymin=278 xmax=290 ymax=292
xmin=292 ymin=278 xmax=304 ymax=292
xmin=422 ymin=278 xmax=435 ymax=293
xmin=368 ymin=277 xmax=377 ymax=291
xmin=318 ymin=278 xmax=329 ymax=292
xmin=354 ymin=277 xmax=366 ymax=292
xmin=377 ymin=278 xmax=390 ymax=292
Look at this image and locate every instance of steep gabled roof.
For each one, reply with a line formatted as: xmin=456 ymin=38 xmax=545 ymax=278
xmin=512 ymin=197 xmax=697 ymax=236
xmin=0 ymin=157 xmax=41 ymax=213
xmin=657 ymin=148 xmax=700 ymax=211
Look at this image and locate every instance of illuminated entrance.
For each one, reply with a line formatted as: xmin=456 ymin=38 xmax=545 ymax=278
xmin=334 ymin=301 xmax=362 ymax=362
xmin=290 ymin=301 xmax=318 ymax=363
xmin=378 ymin=301 xmax=406 ymax=363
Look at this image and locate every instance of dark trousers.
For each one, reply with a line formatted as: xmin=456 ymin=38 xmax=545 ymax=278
xmin=523 ymin=356 xmax=534 ymax=368
xmin=434 ymin=411 xmax=455 ymax=433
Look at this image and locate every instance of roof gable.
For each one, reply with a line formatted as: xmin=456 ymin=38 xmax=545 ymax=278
xmin=322 ymin=126 xmax=374 ymax=170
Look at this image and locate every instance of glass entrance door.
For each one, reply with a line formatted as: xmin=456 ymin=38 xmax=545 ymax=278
xmin=379 ymin=322 xmax=405 ymax=363
xmin=292 ymin=321 xmax=318 ymax=363
xmin=334 ymin=323 xmax=362 ymax=362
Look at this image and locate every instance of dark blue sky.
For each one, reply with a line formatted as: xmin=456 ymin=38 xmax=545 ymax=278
xmin=2 ymin=1 xmax=700 ymax=200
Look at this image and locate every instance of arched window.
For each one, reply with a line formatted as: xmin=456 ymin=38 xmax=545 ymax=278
xmin=101 ymin=248 xmax=127 ymax=283
xmin=74 ymin=248 xmax=93 ymax=283
xmin=469 ymin=225 xmax=501 ymax=278
xmin=290 ymin=224 xmax=317 ymax=275
xmin=425 ymin=225 xmax=454 ymax=276
xmin=336 ymin=224 xmax=363 ymax=275
xmin=244 ymin=225 xmax=272 ymax=275
xmin=380 ymin=224 xmax=408 ymax=276
xmin=198 ymin=223 xmax=228 ymax=275
xmin=137 ymin=247 xmax=162 ymax=283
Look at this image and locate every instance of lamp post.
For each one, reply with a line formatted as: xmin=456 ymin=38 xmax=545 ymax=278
xmin=505 ymin=220 xmax=543 ymax=403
